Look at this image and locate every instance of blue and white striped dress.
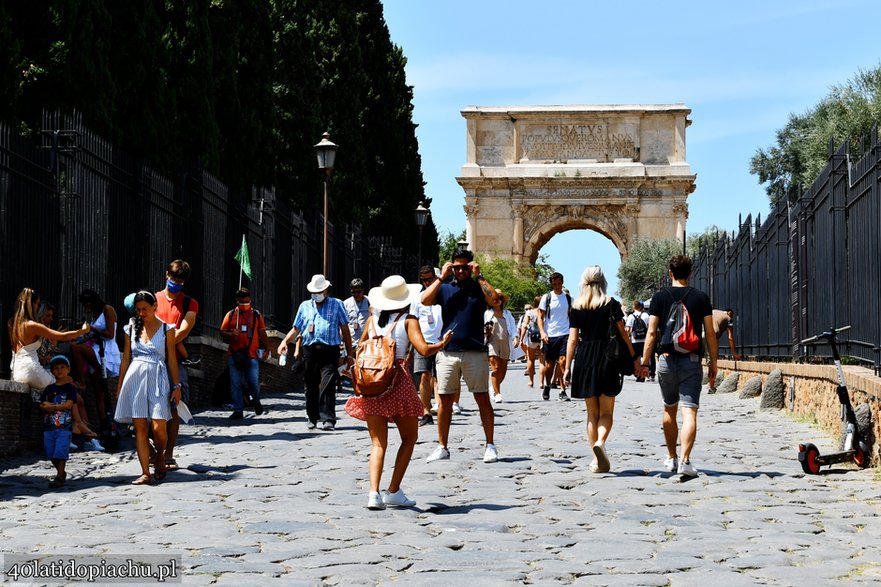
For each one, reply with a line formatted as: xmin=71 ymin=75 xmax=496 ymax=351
xmin=114 ymin=319 xmax=173 ymax=423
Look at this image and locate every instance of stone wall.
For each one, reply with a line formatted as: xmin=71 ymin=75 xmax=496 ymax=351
xmin=717 ymin=359 xmax=881 ymax=467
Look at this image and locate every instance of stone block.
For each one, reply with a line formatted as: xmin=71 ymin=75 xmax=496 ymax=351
xmin=760 ymin=368 xmax=785 ymax=410
xmin=717 ymin=372 xmax=739 ymax=394
xmin=739 ymin=375 xmax=763 ymax=399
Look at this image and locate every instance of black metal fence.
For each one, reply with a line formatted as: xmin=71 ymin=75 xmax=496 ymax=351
xmin=1 ymin=112 xmax=415 ymax=376
xmin=691 ymin=127 xmax=881 ymax=372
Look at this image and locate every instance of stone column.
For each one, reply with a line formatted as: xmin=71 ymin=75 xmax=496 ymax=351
xmin=512 ymin=204 xmax=527 ymax=257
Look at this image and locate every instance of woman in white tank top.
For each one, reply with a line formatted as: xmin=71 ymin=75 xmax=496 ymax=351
xmin=345 ymin=275 xmax=452 ymax=511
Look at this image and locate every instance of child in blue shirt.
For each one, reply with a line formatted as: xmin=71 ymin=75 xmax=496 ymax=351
xmin=39 ymin=355 xmax=77 ymax=489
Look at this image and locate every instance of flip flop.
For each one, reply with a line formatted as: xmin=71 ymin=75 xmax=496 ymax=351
xmin=131 ymin=474 xmax=151 ymax=485
xmin=164 ymin=458 xmax=180 ymax=471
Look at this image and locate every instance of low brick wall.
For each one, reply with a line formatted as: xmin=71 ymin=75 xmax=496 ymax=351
xmin=0 ymin=380 xmax=44 ymax=458
xmin=185 ymin=331 xmax=304 ymax=408
xmin=717 ymin=359 xmax=881 ymax=467
xmin=0 ymin=331 xmax=304 ymax=460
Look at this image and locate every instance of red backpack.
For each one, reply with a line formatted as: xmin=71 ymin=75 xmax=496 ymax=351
xmin=353 ymin=313 xmax=406 ymax=397
xmin=660 ymin=288 xmax=701 ymax=354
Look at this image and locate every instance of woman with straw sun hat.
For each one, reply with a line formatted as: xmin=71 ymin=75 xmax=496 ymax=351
xmin=345 ymin=275 xmax=452 ymax=510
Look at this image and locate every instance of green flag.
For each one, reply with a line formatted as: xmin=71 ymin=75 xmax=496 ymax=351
xmin=234 ymin=235 xmax=252 ymax=280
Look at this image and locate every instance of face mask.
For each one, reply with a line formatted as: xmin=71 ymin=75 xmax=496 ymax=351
xmin=238 ymin=303 xmax=251 ymax=312
xmin=166 ymin=279 xmax=184 ymax=294
xmin=311 ymin=293 xmax=326 ymax=304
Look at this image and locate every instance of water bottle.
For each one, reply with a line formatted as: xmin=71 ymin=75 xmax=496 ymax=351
xmin=279 ymin=353 xmax=287 ymax=367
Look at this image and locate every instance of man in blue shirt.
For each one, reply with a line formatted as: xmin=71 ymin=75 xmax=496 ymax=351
xmin=421 ymin=249 xmax=501 ymax=464
xmin=278 ymin=274 xmax=354 ymax=431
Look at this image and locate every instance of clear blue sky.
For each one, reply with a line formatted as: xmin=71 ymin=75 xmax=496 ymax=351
xmin=381 ymin=0 xmax=881 ymax=296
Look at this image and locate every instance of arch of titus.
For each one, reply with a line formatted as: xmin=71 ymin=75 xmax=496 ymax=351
xmin=456 ymin=105 xmax=696 ymax=263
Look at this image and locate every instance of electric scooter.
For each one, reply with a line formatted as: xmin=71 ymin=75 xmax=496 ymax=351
xmin=797 ymin=325 xmax=870 ymax=474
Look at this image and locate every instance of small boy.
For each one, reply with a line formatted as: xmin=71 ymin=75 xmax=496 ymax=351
xmin=39 ymin=355 xmax=77 ymax=488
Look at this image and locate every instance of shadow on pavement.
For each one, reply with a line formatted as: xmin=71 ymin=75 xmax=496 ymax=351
xmin=423 ymin=502 xmax=520 ymax=514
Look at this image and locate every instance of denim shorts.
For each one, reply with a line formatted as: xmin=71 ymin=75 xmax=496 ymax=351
xmin=657 ymin=353 xmax=703 ymax=409
xmin=413 ymin=351 xmax=436 ymax=375
xmin=44 ymin=429 xmax=71 ymax=461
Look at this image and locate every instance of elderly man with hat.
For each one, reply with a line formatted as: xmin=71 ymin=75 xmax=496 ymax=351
xmin=279 ymin=274 xmax=354 ymax=431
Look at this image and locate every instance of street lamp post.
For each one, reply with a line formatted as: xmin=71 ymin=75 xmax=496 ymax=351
xmin=314 ymin=132 xmax=338 ymax=276
xmin=414 ymin=201 xmax=429 ymax=267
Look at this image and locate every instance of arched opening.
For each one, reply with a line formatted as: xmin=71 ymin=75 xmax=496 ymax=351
xmin=535 ymin=228 xmax=623 ymax=297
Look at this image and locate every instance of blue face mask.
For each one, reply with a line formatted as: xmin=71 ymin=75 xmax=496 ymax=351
xmin=166 ymin=279 xmax=184 ymax=294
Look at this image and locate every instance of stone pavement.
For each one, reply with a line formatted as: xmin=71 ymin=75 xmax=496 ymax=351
xmin=1 ymin=364 xmax=880 ymax=586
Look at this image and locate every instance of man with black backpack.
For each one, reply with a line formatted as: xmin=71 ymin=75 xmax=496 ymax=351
xmin=641 ymin=256 xmax=717 ymax=479
xmin=537 ymin=272 xmax=572 ymax=401
xmin=625 ymin=300 xmax=650 ymax=382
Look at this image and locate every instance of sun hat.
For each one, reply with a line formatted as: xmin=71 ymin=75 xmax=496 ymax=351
xmin=368 ymin=275 xmax=422 ymax=312
xmin=123 ymin=292 xmax=137 ymax=315
xmin=306 ymin=274 xmax=332 ymax=293
xmin=49 ymin=355 xmax=71 ymax=368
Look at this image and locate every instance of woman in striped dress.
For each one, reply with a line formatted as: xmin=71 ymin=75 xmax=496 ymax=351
xmin=114 ymin=291 xmax=181 ymax=485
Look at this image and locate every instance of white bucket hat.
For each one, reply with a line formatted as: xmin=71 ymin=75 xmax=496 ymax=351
xmin=306 ymin=274 xmax=332 ymax=293
xmin=368 ymin=275 xmax=422 ymax=312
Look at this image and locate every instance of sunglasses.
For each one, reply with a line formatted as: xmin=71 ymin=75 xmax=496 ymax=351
xmin=351 ymin=289 xmax=364 ymax=295
xmin=451 ymin=265 xmax=470 ymax=271
xmin=420 ymin=277 xmax=435 ymax=283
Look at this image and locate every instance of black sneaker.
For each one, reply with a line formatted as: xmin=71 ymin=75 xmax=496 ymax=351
xmin=542 ymin=386 xmax=550 ymax=400
xmin=229 ymin=411 xmax=244 ymax=420
xmin=419 ymin=414 xmax=434 ymax=427
xmin=558 ymin=390 xmax=570 ymax=402
xmin=254 ymin=401 xmax=264 ymax=416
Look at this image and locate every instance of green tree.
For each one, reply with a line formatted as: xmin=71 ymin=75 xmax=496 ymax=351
xmin=686 ymin=225 xmax=726 ymax=258
xmin=476 ymin=255 xmax=557 ymax=312
xmin=436 ymin=229 xmax=466 ymax=264
xmin=751 ymin=63 xmax=881 ymax=204
xmin=616 ymin=239 xmax=682 ymax=304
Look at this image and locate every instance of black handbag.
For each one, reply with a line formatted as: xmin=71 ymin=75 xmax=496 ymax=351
xmin=604 ymin=300 xmax=635 ymax=376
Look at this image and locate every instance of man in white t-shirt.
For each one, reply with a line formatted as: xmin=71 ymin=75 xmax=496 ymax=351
xmin=413 ymin=266 xmax=443 ymax=427
xmin=537 ymin=272 xmax=571 ymax=402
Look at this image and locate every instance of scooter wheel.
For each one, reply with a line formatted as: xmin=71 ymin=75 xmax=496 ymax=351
xmin=853 ymin=445 xmax=868 ymax=468
xmin=801 ymin=445 xmax=821 ymax=475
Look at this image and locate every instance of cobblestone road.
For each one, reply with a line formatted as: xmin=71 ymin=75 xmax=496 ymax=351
xmin=1 ymin=364 xmax=880 ymax=585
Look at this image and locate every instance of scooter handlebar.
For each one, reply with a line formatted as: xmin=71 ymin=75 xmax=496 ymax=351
xmin=800 ymin=325 xmax=851 ymax=345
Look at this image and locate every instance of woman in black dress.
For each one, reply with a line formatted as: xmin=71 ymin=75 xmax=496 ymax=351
xmin=563 ymin=266 xmax=645 ymax=473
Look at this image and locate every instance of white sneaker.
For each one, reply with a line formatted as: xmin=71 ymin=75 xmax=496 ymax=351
xmin=69 ymin=442 xmax=79 ymax=451
xmin=86 ymin=439 xmax=105 ymax=452
xmin=678 ymin=460 xmax=698 ymax=478
xmin=430 ymin=402 xmax=438 ymax=415
xmin=664 ymin=456 xmax=679 ymax=473
xmin=382 ymin=488 xmax=416 ymax=507
xmin=483 ymin=443 xmax=499 ymax=463
xmin=492 ymin=394 xmax=502 ymax=404
xmin=452 ymin=402 xmax=462 ymax=414
xmin=367 ymin=491 xmax=386 ymax=510
xmin=426 ymin=445 xmax=450 ymax=463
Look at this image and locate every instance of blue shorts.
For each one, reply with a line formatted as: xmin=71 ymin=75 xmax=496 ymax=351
xmin=543 ymin=335 xmax=569 ymax=362
xmin=44 ymin=429 xmax=72 ymax=461
xmin=657 ymin=353 xmax=703 ymax=409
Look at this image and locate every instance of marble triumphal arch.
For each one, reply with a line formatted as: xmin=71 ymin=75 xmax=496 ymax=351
xmin=456 ymin=105 xmax=696 ymax=263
